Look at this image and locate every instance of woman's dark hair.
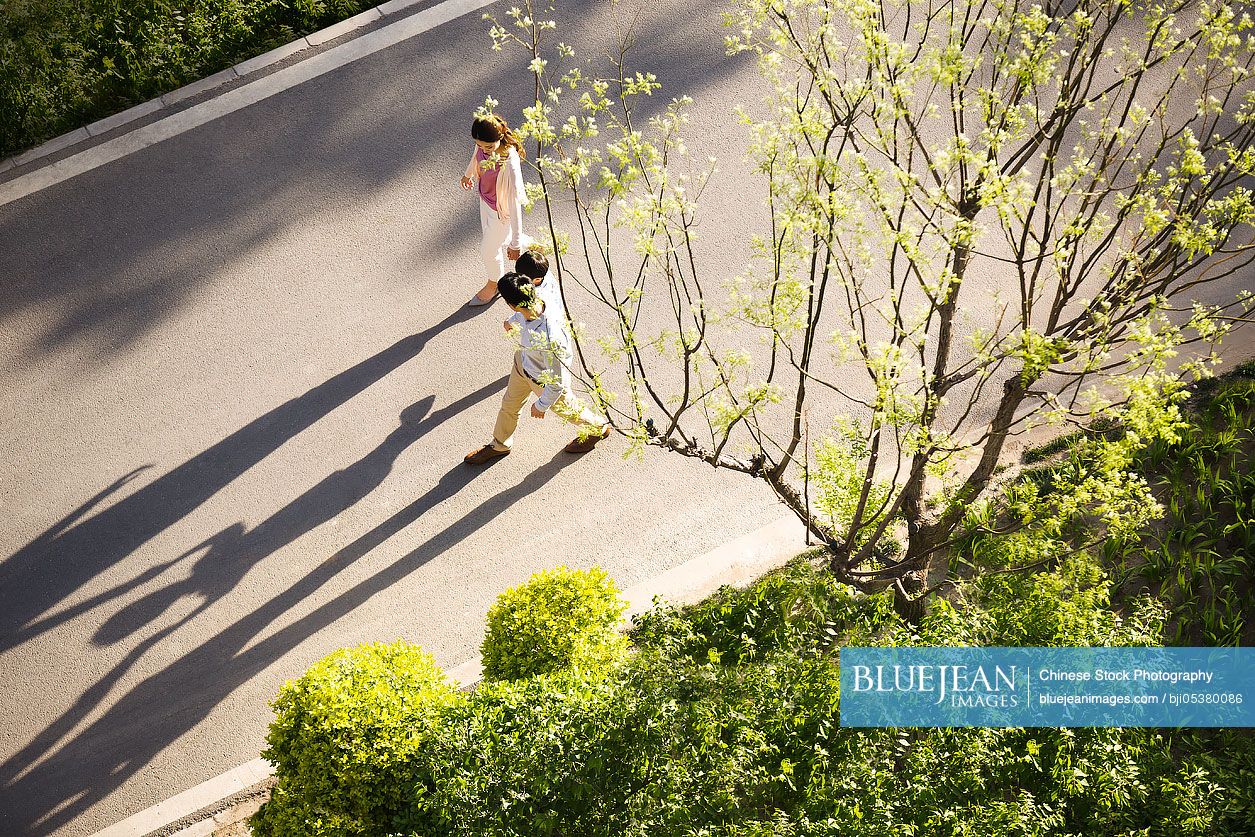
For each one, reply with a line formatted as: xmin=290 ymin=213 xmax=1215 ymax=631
xmin=472 ymin=114 xmax=525 ymax=160
xmin=514 ymin=250 xmax=549 ymax=281
xmin=498 ymin=272 xmax=538 ymax=309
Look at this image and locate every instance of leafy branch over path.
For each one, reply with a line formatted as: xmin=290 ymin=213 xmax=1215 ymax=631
xmin=488 ymin=0 xmax=1255 ymax=618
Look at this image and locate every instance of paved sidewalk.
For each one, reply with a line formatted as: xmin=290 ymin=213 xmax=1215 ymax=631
xmin=0 ymin=0 xmax=782 ymax=833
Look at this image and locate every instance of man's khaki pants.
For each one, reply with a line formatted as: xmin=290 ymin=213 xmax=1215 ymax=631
xmin=491 ymin=352 xmax=606 ymax=451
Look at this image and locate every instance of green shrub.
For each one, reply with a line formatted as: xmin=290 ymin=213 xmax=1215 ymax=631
xmin=251 ymin=640 xmax=458 ymax=837
xmin=419 ymin=625 xmax=1251 ymax=836
xmin=419 ymin=666 xmax=638 ymax=835
xmin=871 ymin=726 xmax=1243 ymax=836
xmin=480 ymin=565 xmax=628 ymax=681
xmin=633 ymin=558 xmax=906 ymax=664
xmin=920 ymin=550 xmax=1167 ymax=648
xmin=419 ymin=647 xmax=845 ymax=837
xmin=1105 ymin=375 xmax=1255 ymax=645
xmin=252 ymin=563 xmax=1255 ymax=837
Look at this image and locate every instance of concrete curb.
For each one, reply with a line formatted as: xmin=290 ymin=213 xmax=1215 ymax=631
xmin=88 ymin=514 xmax=807 ymax=837
xmin=86 ymin=100 xmax=165 ymax=138
xmin=93 ymin=759 xmax=273 ymax=837
xmin=0 ymin=0 xmax=437 ymax=184
xmin=12 ymin=128 xmax=91 ymax=168
xmin=161 ymin=68 xmax=241 ymax=108
xmin=0 ymin=0 xmax=495 ymax=208
xmin=308 ymin=7 xmax=385 ymax=46
xmin=233 ymin=40 xmax=312 ymax=77
xmin=166 ymin=791 xmax=267 ymax=837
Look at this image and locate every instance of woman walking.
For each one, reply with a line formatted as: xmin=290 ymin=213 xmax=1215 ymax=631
xmin=460 ymin=113 xmax=530 ymax=306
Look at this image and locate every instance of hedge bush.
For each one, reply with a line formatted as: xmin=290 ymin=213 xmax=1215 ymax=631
xmin=253 ymin=378 xmax=1255 ymax=835
xmin=0 ymin=0 xmax=371 ymax=159
xmin=422 ymin=561 xmax=1250 ymax=837
xmin=416 ymin=667 xmax=640 ymax=834
xmin=252 ymin=640 xmax=458 ymax=837
xmin=480 ymin=565 xmax=628 ymax=681
xmin=253 ymin=559 xmax=1255 ymax=836
xmin=632 ymin=554 xmax=905 ymax=665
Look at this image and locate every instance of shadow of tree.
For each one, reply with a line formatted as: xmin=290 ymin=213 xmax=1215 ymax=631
xmin=0 ymin=0 xmax=750 ymax=362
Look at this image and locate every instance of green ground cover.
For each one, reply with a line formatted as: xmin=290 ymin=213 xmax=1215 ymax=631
xmin=0 ymin=0 xmax=373 ymax=159
xmin=1107 ymin=369 xmax=1255 ymax=646
xmin=252 ymin=370 xmax=1255 ymax=836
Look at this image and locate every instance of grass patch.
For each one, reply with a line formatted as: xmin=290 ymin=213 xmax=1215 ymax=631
xmin=1106 ymin=375 xmax=1255 ymax=645
xmin=1 ymin=0 xmax=375 ymax=159
xmin=1020 ymin=429 xmax=1084 ymax=464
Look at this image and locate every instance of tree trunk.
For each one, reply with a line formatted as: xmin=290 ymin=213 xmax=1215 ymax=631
xmin=891 ymin=519 xmax=938 ymax=624
xmin=888 ymin=373 xmax=1031 ymax=622
xmin=892 ymin=576 xmax=929 ymax=625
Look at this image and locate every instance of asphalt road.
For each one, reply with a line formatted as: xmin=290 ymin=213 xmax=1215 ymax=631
xmin=0 ymin=1 xmax=792 ymax=834
xmin=2 ymin=1 xmax=1252 ymax=834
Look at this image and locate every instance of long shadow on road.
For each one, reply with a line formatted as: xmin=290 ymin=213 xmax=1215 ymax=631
xmin=0 ymin=2 xmax=754 ymax=831
xmin=0 ymin=305 xmax=481 ymax=654
xmin=0 ymin=378 xmax=507 ymax=794
xmin=0 ymin=438 xmax=575 ymax=835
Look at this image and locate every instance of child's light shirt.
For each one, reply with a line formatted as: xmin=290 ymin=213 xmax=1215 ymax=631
xmin=533 ymin=276 xmax=566 ymax=321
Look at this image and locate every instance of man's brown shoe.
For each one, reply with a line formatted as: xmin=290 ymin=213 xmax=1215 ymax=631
xmin=563 ymin=425 xmax=611 ymax=454
xmin=464 ymin=444 xmax=510 ymax=465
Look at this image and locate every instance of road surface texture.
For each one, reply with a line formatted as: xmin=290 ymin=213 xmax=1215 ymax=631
xmin=0 ymin=1 xmax=792 ymax=833
xmin=1 ymin=0 xmax=1250 ymax=834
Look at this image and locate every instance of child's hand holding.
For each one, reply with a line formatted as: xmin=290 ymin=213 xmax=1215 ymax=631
xmin=460 ymin=175 xmax=473 ymax=190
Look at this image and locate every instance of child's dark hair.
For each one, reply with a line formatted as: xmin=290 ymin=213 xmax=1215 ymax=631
xmin=514 ymin=250 xmax=549 ymax=281
xmin=498 ymin=272 xmax=539 ymax=309
xmin=472 ymin=114 xmax=526 ymax=160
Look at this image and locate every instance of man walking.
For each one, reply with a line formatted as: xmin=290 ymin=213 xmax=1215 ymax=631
xmin=464 ymin=272 xmax=610 ymax=464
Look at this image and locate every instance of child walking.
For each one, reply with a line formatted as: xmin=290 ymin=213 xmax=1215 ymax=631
xmin=464 ymin=272 xmax=610 ymax=464
xmin=514 ymin=249 xmax=563 ymax=320
xmin=460 ymin=114 xmax=530 ymax=306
